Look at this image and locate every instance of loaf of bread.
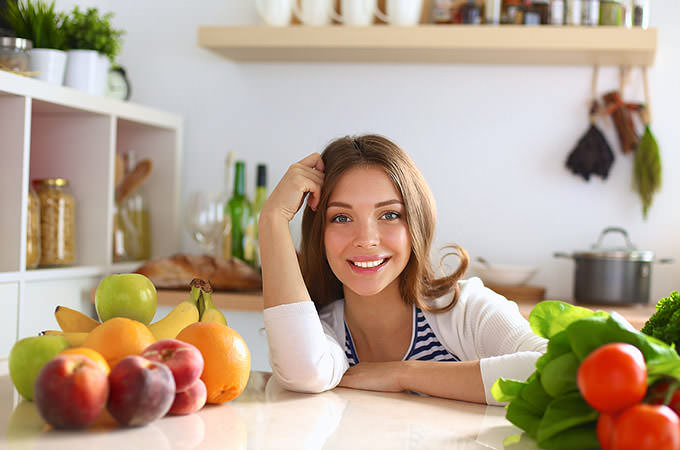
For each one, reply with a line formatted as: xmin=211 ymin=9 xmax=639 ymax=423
xmin=135 ymin=254 xmax=262 ymax=291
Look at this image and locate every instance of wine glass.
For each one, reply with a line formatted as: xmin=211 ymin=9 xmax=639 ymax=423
xmin=184 ymin=191 xmax=231 ymax=258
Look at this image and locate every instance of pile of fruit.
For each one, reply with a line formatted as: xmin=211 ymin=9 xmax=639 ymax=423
xmin=493 ymin=300 xmax=680 ymax=450
xmin=8 ymin=274 xmax=251 ymax=430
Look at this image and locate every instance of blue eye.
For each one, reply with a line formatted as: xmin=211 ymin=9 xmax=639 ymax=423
xmin=331 ymin=214 xmax=351 ymax=223
xmin=382 ymin=211 xmax=401 ymax=220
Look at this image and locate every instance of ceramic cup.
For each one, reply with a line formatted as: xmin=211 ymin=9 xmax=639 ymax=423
xmin=333 ymin=0 xmax=377 ymax=26
xmin=374 ymin=0 xmax=424 ymax=25
xmin=292 ymin=0 xmax=335 ymax=25
xmin=255 ymin=0 xmax=293 ymax=26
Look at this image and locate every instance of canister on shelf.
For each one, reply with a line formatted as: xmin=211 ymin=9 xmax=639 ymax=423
xmin=501 ymin=0 xmax=523 ymax=24
xmin=632 ymin=0 xmax=648 ymax=28
xmin=34 ymin=178 xmax=76 ymax=267
xmin=565 ymin=0 xmax=582 ymax=24
xmin=26 ymin=186 xmax=40 ymax=269
xmin=0 ymin=37 xmax=31 ymax=73
xmin=550 ymin=0 xmax=565 ymax=24
xmin=600 ymin=0 xmax=624 ymax=25
xmin=581 ymin=0 xmax=600 ymax=25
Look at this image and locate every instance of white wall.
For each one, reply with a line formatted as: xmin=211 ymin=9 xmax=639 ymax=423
xmin=54 ymin=0 xmax=680 ymax=303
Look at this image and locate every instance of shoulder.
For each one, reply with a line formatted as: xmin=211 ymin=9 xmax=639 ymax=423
xmin=427 ymin=277 xmax=510 ymax=314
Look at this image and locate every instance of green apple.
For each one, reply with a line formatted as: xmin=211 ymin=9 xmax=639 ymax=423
xmin=95 ymin=273 xmax=158 ymax=324
xmin=9 ymin=335 xmax=70 ymax=401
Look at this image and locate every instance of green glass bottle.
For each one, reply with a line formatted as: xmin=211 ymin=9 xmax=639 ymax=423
xmin=244 ymin=164 xmax=267 ymax=269
xmin=227 ymin=161 xmax=250 ymax=260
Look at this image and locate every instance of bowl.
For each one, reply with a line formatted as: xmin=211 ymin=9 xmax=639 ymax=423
xmin=471 ymin=263 xmax=538 ymax=286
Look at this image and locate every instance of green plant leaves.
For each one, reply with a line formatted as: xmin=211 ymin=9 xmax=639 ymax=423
xmin=529 ymin=300 xmax=599 ymax=339
xmin=633 ymin=125 xmax=661 ymax=219
xmin=2 ymin=0 xmax=66 ymax=50
xmin=60 ymin=6 xmax=124 ymax=62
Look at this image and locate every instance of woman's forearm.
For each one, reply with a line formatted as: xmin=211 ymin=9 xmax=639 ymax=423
xmin=258 ymin=213 xmax=312 ymax=309
xmin=399 ymin=360 xmax=486 ymax=404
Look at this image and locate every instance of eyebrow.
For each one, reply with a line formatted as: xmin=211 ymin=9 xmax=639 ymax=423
xmin=327 ymin=199 xmax=403 ymax=209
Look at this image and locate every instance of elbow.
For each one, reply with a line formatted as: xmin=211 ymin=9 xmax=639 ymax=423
xmin=272 ymin=363 xmax=334 ymax=393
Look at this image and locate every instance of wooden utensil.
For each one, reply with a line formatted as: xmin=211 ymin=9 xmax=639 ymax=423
xmin=116 ymin=159 xmax=153 ymax=204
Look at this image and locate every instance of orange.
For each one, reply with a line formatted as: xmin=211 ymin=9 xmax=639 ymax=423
xmin=83 ymin=317 xmax=155 ymax=368
xmin=59 ymin=347 xmax=110 ymax=375
xmin=176 ymin=322 xmax=250 ymax=404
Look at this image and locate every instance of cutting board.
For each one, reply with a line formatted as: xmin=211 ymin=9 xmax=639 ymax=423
xmin=485 ymin=283 xmax=546 ymax=303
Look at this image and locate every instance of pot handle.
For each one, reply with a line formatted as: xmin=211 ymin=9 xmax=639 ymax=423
xmin=553 ymin=252 xmax=572 ymax=259
xmin=657 ymin=258 xmax=675 ymax=264
xmin=593 ymin=227 xmax=635 ymax=250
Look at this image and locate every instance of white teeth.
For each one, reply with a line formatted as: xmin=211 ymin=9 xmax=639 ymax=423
xmin=352 ymin=259 xmax=385 ymax=268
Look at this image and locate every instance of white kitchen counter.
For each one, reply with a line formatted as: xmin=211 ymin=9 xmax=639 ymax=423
xmin=0 ymin=359 xmax=539 ymax=450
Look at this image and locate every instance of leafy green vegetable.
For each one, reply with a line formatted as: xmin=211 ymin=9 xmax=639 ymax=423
xmin=492 ymin=300 xmax=680 ymax=449
xmin=529 ymin=300 xmax=602 ymax=339
xmin=540 ymin=352 xmax=579 ymax=397
xmin=633 ymin=125 xmax=661 ymax=219
xmin=642 ymin=291 xmax=680 ymax=353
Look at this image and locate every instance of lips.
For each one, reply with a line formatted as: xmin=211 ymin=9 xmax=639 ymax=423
xmin=347 ymin=257 xmax=390 ymax=272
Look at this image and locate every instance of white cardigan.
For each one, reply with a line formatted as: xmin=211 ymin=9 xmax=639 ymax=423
xmin=263 ymin=277 xmax=547 ymax=405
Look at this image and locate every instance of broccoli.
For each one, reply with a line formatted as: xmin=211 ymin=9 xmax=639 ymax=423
xmin=641 ymin=291 xmax=680 ymax=353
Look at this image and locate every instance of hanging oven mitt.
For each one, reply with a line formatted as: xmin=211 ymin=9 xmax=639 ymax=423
xmin=566 ymin=100 xmax=615 ymax=181
xmin=634 ymin=104 xmax=661 ymax=219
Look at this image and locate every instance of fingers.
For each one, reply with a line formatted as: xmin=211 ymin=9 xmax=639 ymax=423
xmin=297 ymin=152 xmax=325 ymax=173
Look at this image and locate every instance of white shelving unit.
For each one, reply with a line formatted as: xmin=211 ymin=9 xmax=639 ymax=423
xmin=0 ymin=71 xmax=183 ymax=358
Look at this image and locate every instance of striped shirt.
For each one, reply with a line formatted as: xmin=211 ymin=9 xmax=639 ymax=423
xmin=344 ymin=305 xmax=461 ymax=366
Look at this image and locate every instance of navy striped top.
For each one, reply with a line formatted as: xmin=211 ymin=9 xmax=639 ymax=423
xmin=344 ymin=305 xmax=461 ymax=366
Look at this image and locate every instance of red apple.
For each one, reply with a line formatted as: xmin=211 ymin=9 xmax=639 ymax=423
xmin=107 ymin=355 xmax=175 ymax=427
xmin=142 ymin=339 xmax=204 ymax=392
xmin=34 ymin=354 xmax=109 ymax=429
xmin=169 ymin=379 xmax=207 ymax=415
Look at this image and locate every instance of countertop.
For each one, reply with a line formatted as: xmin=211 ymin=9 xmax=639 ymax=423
xmin=153 ymin=290 xmax=656 ymax=330
xmin=0 ymin=360 xmax=539 ymax=450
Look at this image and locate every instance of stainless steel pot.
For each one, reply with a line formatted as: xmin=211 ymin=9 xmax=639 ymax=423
xmin=554 ymin=227 xmax=673 ymax=305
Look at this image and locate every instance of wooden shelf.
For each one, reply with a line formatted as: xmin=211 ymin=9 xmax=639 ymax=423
xmin=197 ymin=25 xmax=657 ymax=66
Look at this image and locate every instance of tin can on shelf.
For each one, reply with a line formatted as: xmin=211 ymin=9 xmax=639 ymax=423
xmin=34 ymin=178 xmax=76 ymax=267
xmin=26 ymin=186 xmax=41 ymax=269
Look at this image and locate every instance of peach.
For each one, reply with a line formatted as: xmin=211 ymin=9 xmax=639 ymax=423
xmin=33 ymin=354 xmax=109 ymax=429
xmin=142 ymin=339 xmax=204 ymax=392
xmin=107 ymin=355 xmax=175 ymax=427
xmin=169 ymin=379 xmax=207 ymax=415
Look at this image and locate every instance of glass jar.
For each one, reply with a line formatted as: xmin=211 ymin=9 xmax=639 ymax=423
xmin=26 ymin=186 xmax=41 ymax=269
xmin=600 ymin=0 xmax=624 ymax=25
xmin=566 ymin=0 xmax=582 ymax=24
xmin=34 ymin=178 xmax=76 ymax=267
xmin=0 ymin=37 xmax=32 ymax=73
xmin=632 ymin=0 xmax=648 ymax=28
xmin=581 ymin=0 xmax=600 ymax=25
xmin=501 ymin=0 xmax=524 ymax=24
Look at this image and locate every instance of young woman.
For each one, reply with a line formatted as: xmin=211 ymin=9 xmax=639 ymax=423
xmin=259 ymin=134 xmax=546 ymax=405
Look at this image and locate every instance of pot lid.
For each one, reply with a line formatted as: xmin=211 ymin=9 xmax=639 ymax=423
xmin=0 ymin=36 xmax=32 ymax=50
xmin=573 ymin=227 xmax=655 ymax=262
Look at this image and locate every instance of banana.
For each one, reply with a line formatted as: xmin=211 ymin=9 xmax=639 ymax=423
xmin=55 ymin=305 xmax=100 ymax=332
xmin=190 ymin=278 xmax=228 ymax=326
xmin=200 ymin=307 xmax=228 ymax=326
xmin=40 ymin=330 xmax=88 ymax=347
xmin=148 ymin=301 xmax=199 ymax=340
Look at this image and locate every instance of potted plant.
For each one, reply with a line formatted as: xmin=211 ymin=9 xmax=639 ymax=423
xmin=2 ymin=0 xmax=67 ymax=84
xmin=60 ymin=6 xmax=123 ymax=95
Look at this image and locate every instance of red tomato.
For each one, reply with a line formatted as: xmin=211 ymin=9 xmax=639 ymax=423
xmin=648 ymin=380 xmax=680 ymax=415
xmin=612 ymin=404 xmax=680 ymax=450
xmin=576 ymin=342 xmax=647 ymax=413
xmin=597 ymin=413 xmax=618 ymax=450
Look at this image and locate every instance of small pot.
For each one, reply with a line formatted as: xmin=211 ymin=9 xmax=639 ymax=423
xmin=555 ymin=227 xmax=673 ymax=305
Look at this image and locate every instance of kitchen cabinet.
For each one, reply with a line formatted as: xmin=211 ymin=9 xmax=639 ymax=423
xmin=0 ymin=71 xmax=183 ymax=358
xmin=197 ymin=25 xmax=657 ymax=66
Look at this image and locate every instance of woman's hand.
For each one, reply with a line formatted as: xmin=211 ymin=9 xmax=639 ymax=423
xmin=338 ymin=362 xmax=405 ymax=393
xmin=260 ymin=153 xmax=325 ymax=223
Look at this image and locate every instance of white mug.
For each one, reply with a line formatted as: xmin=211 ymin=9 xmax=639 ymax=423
xmin=256 ymin=0 xmax=293 ymax=26
xmin=374 ymin=0 xmax=423 ymax=25
xmin=334 ymin=0 xmax=377 ymax=26
xmin=292 ymin=0 xmax=335 ymax=25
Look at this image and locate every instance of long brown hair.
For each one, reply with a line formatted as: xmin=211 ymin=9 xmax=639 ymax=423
xmin=299 ymin=134 xmax=469 ymax=313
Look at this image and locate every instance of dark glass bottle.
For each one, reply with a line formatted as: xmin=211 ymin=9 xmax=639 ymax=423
xmin=244 ymin=164 xmax=267 ymax=269
xmin=461 ymin=0 xmax=481 ymax=24
xmin=227 ymin=161 xmax=250 ymax=260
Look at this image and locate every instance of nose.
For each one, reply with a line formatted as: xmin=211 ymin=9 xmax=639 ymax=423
xmin=352 ymin=219 xmax=379 ymax=248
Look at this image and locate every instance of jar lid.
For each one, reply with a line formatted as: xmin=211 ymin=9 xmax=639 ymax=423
xmin=0 ymin=37 xmax=33 ymax=51
xmin=34 ymin=178 xmax=70 ymax=187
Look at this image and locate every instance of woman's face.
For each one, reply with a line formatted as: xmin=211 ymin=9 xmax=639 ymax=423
xmin=323 ymin=166 xmax=411 ymax=298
